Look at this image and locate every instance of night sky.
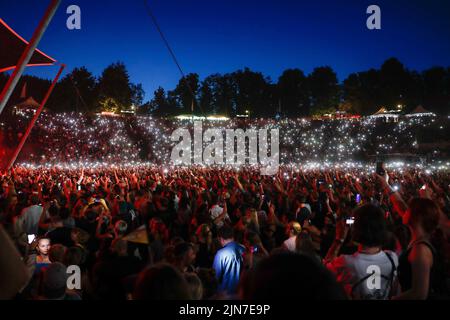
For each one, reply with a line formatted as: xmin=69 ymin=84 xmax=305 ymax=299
xmin=1 ymin=0 xmax=450 ymax=101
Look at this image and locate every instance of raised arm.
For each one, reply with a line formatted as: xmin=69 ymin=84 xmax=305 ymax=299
xmin=376 ymin=173 xmax=408 ymax=218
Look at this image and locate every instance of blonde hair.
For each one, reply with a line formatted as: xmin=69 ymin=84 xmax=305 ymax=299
xmin=289 ymin=222 xmax=302 ymax=235
xmin=36 ymin=237 xmax=51 ymax=254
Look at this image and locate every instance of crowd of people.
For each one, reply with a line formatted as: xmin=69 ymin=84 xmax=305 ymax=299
xmin=1 ymin=111 xmax=448 ymax=167
xmin=0 ymin=164 xmax=449 ymax=300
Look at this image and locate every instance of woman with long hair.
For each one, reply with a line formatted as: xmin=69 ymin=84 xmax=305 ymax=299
xmin=194 ymin=224 xmax=214 ymax=268
xmin=394 ymin=198 xmax=449 ymax=299
xmin=378 ymin=173 xmax=449 ymax=299
xmin=36 ymin=237 xmax=51 ymax=265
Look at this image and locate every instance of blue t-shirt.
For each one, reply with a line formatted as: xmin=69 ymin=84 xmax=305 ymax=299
xmin=212 ymin=241 xmax=245 ymax=294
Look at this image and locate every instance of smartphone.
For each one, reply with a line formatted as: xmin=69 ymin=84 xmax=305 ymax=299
xmin=356 ymin=194 xmax=361 ymax=204
xmin=27 ymin=234 xmax=36 ymax=244
xmin=77 ymin=185 xmax=81 ymax=191
xmin=346 ymin=217 xmax=355 ymax=225
xmin=317 ymin=180 xmax=325 ymax=189
xmin=376 ymin=162 xmax=385 ymax=176
xmin=421 ymin=185 xmax=426 ymax=190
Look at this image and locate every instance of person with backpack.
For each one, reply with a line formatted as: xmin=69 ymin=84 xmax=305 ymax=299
xmin=325 ymin=204 xmax=399 ymax=300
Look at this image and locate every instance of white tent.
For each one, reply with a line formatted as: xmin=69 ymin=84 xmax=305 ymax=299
xmin=406 ymin=105 xmax=436 ymax=117
xmin=369 ymin=107 xmax=401 ymax=120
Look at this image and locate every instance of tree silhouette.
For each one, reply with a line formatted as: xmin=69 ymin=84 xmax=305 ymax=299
xmin=169 ymin=73 xmax=200 ymax=115
xmin=97 ymin=62 xmax=133 ymax=112
xmin=308 ymin=66 xmax=339 ymax=115
xmin=277 ymin=69 xmax=309 ymax=117
xmin=2 ymin=58 xmax=448 ymax=117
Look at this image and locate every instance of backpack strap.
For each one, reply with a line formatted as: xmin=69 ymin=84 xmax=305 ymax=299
xmin=384 ymin=251 xmax=397 ymax=297
xmin=351 ymin=272 xmax=374 ymax=292
xmin=351 ymin=251 xmax=397 ymax=299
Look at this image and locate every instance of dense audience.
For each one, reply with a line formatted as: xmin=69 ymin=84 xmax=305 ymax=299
xmin=1 ymin=165 xmax=449 ymax=300
xmin=0 ymin=110 xmax=449 ymax=300
xmin=1 ymin=111 xmax=448 ymax=167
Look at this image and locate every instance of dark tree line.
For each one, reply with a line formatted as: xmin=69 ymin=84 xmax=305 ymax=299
xmin=0 ymin=62 xmax=144 ymax=114
xmin=140 ymin=58 xmax=450 ymax=117
xmin=0 ymin=58 xmax=449 ymax=117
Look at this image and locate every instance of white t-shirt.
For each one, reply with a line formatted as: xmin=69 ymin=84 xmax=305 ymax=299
xmin=18 ymin=205 xmax=43 ymax=235
xmin=327 ymin=250 xmax=399 ymax=300
xmin=210 ymin=205 xmax=229 ymax=228
xmin=283 ymin=236 xmax=297 ymax=252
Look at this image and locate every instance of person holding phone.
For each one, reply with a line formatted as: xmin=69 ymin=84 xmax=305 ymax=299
xmin=243 ymin=230 xmax=269 ymax=270
xmin=377 ymin=172 xmax=450 ymax=299
xmin=325 ymin=204 xmax=399 ymax=300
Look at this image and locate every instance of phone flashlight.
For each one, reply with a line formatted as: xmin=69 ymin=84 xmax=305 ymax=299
xmin=28 ymin=234 xmax=36 ymax=244
xmin=346 ymin=217 xmax=355 ymax=225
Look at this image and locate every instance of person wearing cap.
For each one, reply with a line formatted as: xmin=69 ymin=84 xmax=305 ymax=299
xmin=283 ymin=221 xmax=302 ymax=252
xmin=39 ymin=262 xmax=81 ymax=300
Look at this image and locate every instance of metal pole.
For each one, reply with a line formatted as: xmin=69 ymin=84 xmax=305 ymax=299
xmin=7 ymin=64 xmax=65 ymax=169
xmin=0 ymin=0 xmax=61 ymax=116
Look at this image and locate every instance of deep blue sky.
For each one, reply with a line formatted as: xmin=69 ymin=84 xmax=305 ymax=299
xmin=1 ymin=0 xmax=450 ymax=101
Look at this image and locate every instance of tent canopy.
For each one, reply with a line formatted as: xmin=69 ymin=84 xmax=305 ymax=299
xmin=406 ymin=105 xmax=436 ymax=117
xmin=372 ymin=107 xmax=402 ymax=116
xmin=374 ymin=107 xmax=387 ymax=115
xmin=14 ymin=96 xmax=40 ymax=109
xmin=0 ymin=18 xmax=56 ymax=73
xmin=409 ymin=105 xmax=431 ymax=114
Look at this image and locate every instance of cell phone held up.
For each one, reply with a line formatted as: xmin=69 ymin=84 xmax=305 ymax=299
xmin=346 ymin=217 xmax=355 ymax=225
xmin=376 ymin=161 xmax=385 ymax=176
